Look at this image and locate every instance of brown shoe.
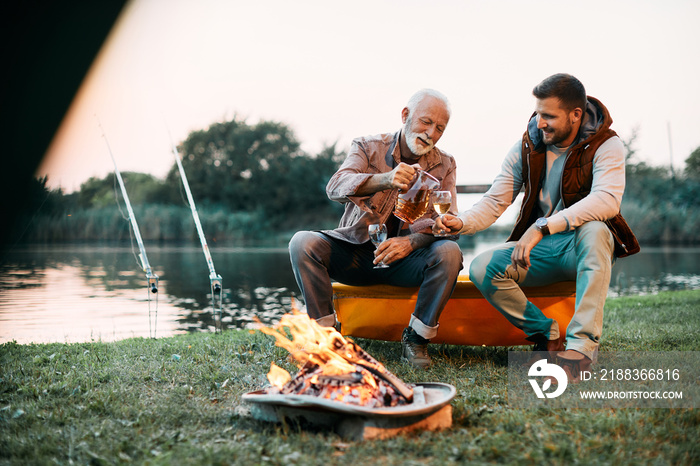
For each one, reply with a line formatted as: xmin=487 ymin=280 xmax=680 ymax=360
xmin=401 ymin=327 xmax=432 ymax=369
xmin=555 ymin=349 xmax=592 ymax=384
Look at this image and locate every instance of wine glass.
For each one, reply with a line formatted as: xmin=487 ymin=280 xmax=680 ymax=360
xmin=368 ymin=224 xmax=389 ymax=268
xmin=432 ymin=191 xmax=452 ymax=237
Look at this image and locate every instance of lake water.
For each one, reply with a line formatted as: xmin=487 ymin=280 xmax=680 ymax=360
xmin=2 ymin=240 xmax=699 ymax=345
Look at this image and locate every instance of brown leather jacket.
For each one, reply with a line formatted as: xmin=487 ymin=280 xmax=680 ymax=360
xmin=509 ymin=97 xmax=640 ymax=258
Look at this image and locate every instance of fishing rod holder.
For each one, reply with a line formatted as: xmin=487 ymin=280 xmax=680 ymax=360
xmin=210 ymin=273 xmax=224 ymax=333
xmin=170 ymin=132 xmax=224 ymax=335
xmin=100 ymin=119 xmax=160 ymax=338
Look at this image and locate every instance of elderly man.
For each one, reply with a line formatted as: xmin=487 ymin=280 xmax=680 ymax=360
xmin=289 ymin=89 xmax=463 ymax=369
xmin=437 ymin=74 xmax=639 ymax=382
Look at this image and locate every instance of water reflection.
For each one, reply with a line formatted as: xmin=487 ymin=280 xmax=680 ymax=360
xmin=608 ymin=247 xmax=700 ymax=296
xmin=1 ymin=244 xmax=699 ymax=344
xmin=0 ymin=245 xmax=301 ymax=343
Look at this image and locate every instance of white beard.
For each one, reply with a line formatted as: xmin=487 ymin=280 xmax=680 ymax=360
xmin=404 ymin=128 xmax=434 ymax=156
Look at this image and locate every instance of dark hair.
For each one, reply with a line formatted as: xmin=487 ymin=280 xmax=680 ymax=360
xmin=532 ymin=74 xmax=587 ymax=112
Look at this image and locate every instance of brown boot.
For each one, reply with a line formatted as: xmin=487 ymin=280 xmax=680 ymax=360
xmin=401 ymin=327 xmax=432 ymax=369
xmin=555 ymin=349 xmax=592 ymax=384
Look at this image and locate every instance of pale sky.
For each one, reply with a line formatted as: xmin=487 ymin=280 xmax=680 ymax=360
xmin=38 ymin=0 xmax=700 ymax=193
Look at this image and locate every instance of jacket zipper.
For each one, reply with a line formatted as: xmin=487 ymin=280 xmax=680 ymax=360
xmin=514 ymin=140 xmax=532 ymax=226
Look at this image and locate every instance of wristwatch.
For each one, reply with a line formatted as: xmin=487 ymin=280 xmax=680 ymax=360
xmin=535 ymin=217 xmax=550 ymax=236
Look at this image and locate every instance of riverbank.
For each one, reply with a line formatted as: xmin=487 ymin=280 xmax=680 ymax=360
xmin=1 ymin=290 xmax=699 ymax=464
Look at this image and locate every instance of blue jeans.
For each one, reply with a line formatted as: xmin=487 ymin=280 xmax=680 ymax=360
xmin=468 ymin=221 xmax=615 ymax=357
xmin=288 ymin=231 xmax=463 ymax=339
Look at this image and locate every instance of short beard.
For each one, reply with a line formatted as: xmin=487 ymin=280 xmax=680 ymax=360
xmin=543 ymin=120 xmax=574 ymax=147
xmin=404 ymin=117 xmax=434 ymax=156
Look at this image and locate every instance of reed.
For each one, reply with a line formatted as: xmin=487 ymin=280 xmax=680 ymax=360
xmin=622 ymin=198 xmax=700 ymax=245
xmin=14 ymin=205 xmax=289 ymax=244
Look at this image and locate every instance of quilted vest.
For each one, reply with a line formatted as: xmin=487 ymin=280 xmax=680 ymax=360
xmin=508 ymin=97 xmax=640 ymax=258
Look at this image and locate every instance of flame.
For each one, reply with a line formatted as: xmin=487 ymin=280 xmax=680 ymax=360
xmin=258 ymin=312 xmax=356 ymax=374
xmin=258 ymin=311 xmax=412 ymax=407
xmin=267 ymin=362 xmax=291 ymax=389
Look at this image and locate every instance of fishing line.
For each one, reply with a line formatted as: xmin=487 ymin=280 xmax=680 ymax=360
xmin=165 ymin=121 xmax=224 ymax=333
xmin=97 ymin=116 xmax=160 ymax=338
xmin=111 ymin=171 xmax=141 ymax=273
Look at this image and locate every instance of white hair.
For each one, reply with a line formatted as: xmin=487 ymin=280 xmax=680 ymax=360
xmin=405 ymin=88 xmax=451 ymax=118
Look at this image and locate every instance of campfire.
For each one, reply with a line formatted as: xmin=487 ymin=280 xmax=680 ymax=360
xmin=258 ymin=312 xmax=414 ymax=408
xmin=243 ymin=312 xmax=457 ymax=441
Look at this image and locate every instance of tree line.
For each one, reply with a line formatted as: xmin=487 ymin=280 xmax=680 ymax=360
xmin=9 ymin=118 xmax=700 ymax=245
xmin=620 ymin=130 xmax=700 ymax=245
xmin=12 ymin=117 xmax=346 ymax=245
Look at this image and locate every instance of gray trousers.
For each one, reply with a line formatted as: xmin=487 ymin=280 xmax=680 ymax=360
xmin=468 ymin=221 xmax=615 ymax=358
xmin=288 ymin=231 xmax=463 ymax=339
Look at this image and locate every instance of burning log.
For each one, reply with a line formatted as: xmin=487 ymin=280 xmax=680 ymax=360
xmin=245 ymin=312 xmax=456 ymax=441
xmin=258 ymin=312 xmax=413 ymax=407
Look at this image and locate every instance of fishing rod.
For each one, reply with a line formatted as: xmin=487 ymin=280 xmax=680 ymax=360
xmin=167 ymin=127 xmax=224 ymax=333
xmin=97 ymin=118 xmax=159 ymax=338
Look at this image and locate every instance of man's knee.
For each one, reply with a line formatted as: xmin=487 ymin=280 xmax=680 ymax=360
xmin=289 ymin=231 xmax=323 ymax=261
xmin=468 ymin=245 xmax=514 ymax=289
xmin=431 ymin=240 xmax=464 ymax=273
xmin=578 ymin=221 xmax=609 ymax=238
xmin=576 ymin=221 xmax=614 ymax=254
xmin=468 ymin=252 xmax=488 ymax=287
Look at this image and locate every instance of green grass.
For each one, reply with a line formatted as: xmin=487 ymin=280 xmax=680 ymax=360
xmin=1 ymin=291 xmax=699 ymax=465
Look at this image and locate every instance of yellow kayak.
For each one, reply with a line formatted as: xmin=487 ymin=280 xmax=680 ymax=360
xmin=333 ymin=275 xmax=576 ymax=346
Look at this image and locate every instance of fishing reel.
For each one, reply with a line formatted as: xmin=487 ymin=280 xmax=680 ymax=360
xmin=210 ymin=273 xmax=222 ymax=295
xmin=148 ymin=274 xmax=159 ymax=294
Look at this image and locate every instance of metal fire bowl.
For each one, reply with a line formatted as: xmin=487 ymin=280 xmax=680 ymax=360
xmin=241 ymin=382 xmax=456 ymax=435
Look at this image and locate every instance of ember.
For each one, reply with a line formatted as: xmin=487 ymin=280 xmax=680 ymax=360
xmin=258 ymin=312 xmax=414 ymax=408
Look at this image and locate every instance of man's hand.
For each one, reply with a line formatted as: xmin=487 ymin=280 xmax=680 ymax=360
xmin=387 ymin=162 xmax=420 ymax=192
xmin=433 ymin=214 xmax=463 ymax=236
xmin=354 ymin=162 xmax=420 ymax=196
xmin=511 ymin=225 xmax=543 ymax=270
xmin=373 ymin=236 xmax=414 ymax=265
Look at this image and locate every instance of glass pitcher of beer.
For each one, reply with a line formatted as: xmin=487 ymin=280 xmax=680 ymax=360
xmin=394 ymin=169 xmax=440 ymax=223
